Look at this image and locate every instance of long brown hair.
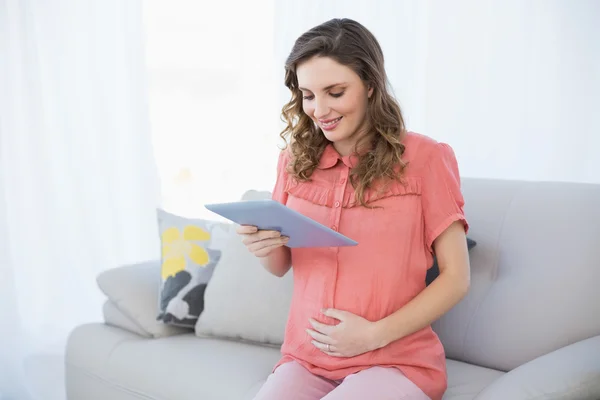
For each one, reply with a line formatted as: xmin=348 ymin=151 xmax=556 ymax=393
xmin=280 ymin=18 xmax=407 ymax=207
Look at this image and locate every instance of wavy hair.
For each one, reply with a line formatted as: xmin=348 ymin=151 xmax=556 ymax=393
xmin=279 ymin=18 xmax=408 ymax=207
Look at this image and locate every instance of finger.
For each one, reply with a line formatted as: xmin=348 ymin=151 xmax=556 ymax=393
xmin=321 ymin=308 xmax=348 ymax=321
xmin=236 ymin=225 xmax=258 ymax=234
xmin=310 ymin=340 xmax=329 ymax=351
xmin=253 ymin=240 xmax=289 ymax=257
xmin=310 ymin=341 xmax=344 ymax=357
xmin=323 ymin=350 xmax=345 ymax=357
xmin=242 ymin=231 xmax=281 ymax=246
xmin=247 ymin=236 xmax=289 ymax=253
xmin=256 ymin=230 xmax=282 ymax=240
xmin=309 ymin=318 xmax=333 ymax=335
xmin=241 ymin=230 xmax=281 ymax=246
xmin=305 ymin=329 xmax=334 ymax=345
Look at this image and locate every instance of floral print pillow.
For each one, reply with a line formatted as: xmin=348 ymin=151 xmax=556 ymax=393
xmin=156 ymin=208 xmax=230 ymax=328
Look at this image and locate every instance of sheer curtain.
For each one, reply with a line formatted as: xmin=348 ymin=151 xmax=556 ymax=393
xmin=143 ymin=0 xmax=281 ymax=221
xmin=0 ymin=1 xmax=161 ymax=399
xmin=274 ymin=0 xmax=600 ymax=184
xmin=147 ymin=0 xmax=598 ymax=223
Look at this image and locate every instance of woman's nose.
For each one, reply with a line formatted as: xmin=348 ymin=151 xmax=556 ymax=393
xmin=313 ymin=98 xmax=331 ymax=119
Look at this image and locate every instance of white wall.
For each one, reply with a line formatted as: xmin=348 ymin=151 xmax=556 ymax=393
xmin=275 ymin=0 xmax=600 ymax=183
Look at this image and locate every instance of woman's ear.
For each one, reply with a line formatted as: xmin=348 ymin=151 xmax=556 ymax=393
xmin=367 ymin=85 xmax=374 ymax=98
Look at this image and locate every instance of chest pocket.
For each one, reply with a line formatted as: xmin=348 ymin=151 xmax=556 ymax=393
xmin=285 ymin=176 xmax=422 ymax=209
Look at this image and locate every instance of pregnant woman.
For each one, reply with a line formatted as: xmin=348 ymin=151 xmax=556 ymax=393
xmin=237 ymin=18 xmax=471 ymax=400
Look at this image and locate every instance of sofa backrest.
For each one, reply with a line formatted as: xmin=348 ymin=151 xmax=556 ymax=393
xmin=432 ymin=178 xmax=600 ymax=371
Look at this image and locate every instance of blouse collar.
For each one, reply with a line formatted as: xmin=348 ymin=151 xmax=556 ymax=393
xmin=318 ymin=144 xmax=359 ymax=169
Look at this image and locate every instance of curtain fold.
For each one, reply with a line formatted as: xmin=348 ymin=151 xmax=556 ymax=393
xmin=0 ymin=1 xmax=161 ymax=399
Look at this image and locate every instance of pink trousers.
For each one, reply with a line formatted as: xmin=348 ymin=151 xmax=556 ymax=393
xmin=253 ymin=361 xmax=431 ymax=400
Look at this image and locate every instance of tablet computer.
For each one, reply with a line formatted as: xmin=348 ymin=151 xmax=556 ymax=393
xmin=204 ymin=199 xmax=358 ymax=248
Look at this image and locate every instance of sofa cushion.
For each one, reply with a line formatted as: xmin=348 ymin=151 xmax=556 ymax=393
xmin=444 ymin=359 xmax=504 ymax=400
xmin=66 ymin=323 xmax=282 ymax=400
xmin=156 ymin=208 xmax=231 ymax=327
xmin=66 ymin=323 xmax=504 ymax=400
xmin=195 ymin=216 xmax=293 ymax=346
xmin=102 ymin=300 xmax=150 ymax=338
xmin=432 ymin=179 xmax=600 ymax=372
xmin=194 ymin=189 xmax=294 ymax=346
xmin=97 ymin=260 xmax=189 ymax=338
xmin=473 ymin=335 xmax=600 ymax=400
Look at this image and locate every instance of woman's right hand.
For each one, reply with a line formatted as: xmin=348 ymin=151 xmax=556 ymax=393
xmin=236 ymin=225 xmax=290 ymax=258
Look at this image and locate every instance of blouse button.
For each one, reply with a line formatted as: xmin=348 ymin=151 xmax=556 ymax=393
xmin=339 ymin=178 xmax=346 ymax=184
xmin=332 ymin=225 xmax=338 ymax=231
xmin=334 ymin=201 xmax=340 ymax=208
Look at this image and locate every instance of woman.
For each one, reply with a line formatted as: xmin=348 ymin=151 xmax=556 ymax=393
xmin=238 ymin=18 xmax=470 ymax=400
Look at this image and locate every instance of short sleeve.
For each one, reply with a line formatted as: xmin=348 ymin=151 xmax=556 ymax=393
xmin=271 ymin=149 xmax=290 ymax=205
xmin=421 ymin=143 xmax=469 ymax=252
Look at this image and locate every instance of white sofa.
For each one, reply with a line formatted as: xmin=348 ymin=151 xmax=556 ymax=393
xmin=65 ymin=177 xmax=600 ymax=400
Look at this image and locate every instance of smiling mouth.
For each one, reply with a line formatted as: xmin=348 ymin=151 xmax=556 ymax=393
xmin=320 ymin=117 xmax=342 ymax=127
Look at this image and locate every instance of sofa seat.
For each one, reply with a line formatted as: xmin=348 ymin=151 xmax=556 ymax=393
xmin=443 ymin=360 xmax=504 ymax=400
xmin=65 ymin=323 xmax=504 ymax=400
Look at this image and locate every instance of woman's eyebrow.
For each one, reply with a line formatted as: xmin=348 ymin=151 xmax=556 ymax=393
xmin=299 ymin=82 xmax=347 ymax=92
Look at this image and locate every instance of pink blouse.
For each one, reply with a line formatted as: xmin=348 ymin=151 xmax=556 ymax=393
xmin=271 ymin=131 xmax=468 ymax=400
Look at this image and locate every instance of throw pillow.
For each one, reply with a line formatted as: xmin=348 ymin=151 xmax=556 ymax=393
xmin=97 ymin=260 xmax=189 ymax=338
xmin=194 ymin=227 xmax=294 ymax=346
xmin=194 ymin=190 xmax=293 ymax=346
xmin=156 ymin=208 xmax=231 ymax=328
xmin=426 ymin=237 xmax=477 ymax=286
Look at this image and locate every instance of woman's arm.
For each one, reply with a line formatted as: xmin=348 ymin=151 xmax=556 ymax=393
xmin=373 ymin=221 xmax=471 ymax=347
xmin=259 ymin=245 xmax=292 ymax=277
xmin=237 ymin=225 xmax=292 ymax=277
xmin=306 ymin=220 xmax=470 ymax=357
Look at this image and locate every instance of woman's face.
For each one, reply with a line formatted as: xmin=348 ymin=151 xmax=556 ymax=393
xmin=296 ymin=56 xmax=373 ymax=156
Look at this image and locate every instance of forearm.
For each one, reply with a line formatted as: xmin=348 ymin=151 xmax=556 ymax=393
xmin=259 ymin=246 xmax=292 ymax=277
xmin=374 ymin=271 xmax=469 ymax=347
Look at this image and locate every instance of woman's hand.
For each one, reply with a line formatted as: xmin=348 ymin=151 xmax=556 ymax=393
xmin=236 ymin=225 xmax=289 ymax=258
xmin=306 ymin=308 xmax=383 ymax=357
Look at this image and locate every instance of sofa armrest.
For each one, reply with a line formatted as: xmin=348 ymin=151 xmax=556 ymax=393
xmin=96 ymin=260 xmax=189 ymax=338
xmin=102 ymin=300 xmax=152 ymax=337
xmin=475 ymin=335 xmax=600 ymax=400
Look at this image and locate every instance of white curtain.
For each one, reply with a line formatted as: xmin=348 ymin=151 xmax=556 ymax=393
xmin=148 ymin=0 xmax=599 ymax=226
xmin=0 ymin=1 xmax=161 ymax=399
xmin=143 ymin=0 xmax=281 ymax=221
xmin=274 ymin=0 xmax=600 ymax=184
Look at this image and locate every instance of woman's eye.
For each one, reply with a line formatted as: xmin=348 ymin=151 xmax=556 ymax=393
xmin=302 ymin=95 xmax=314 ymax=100
xmin=330 ymin=92 xmax=344 ymax=98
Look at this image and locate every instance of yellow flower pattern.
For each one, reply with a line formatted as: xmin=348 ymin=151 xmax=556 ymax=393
xmin=161 ymin=225 xmax=211 ymax=279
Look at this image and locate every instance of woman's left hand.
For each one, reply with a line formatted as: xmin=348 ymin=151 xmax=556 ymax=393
xmin=306 ymin=308 xmax=383 ymax=357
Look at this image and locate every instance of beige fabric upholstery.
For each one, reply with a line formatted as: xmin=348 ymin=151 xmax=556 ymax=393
xmin=66 ymin=323 xmax=503 ymax=400
xmin=66 ymin=323 xmax=282 ymax=400
xmin=474 ymin=335 xmax=600 ymax=400
xmin=102 ymin=300 xmax=150 ymax=338
xmin=66 ymin=178 xmax=600 ymax=400
xmin=195 ymin=189 xmax=294 ymax=345
xmin=444 ymin=360 xmax=504 ymax=400
xmin=97 ymin=260 xmax=189 ymax=338
xmin=433 ymin=179 xmax=600 ymax=372
xmin=195 ymin=229 xmax=294 ymax=345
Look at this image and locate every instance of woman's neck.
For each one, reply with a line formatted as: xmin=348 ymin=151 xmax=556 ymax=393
xmin=332 ymin=133 xmax=371 ymax=157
